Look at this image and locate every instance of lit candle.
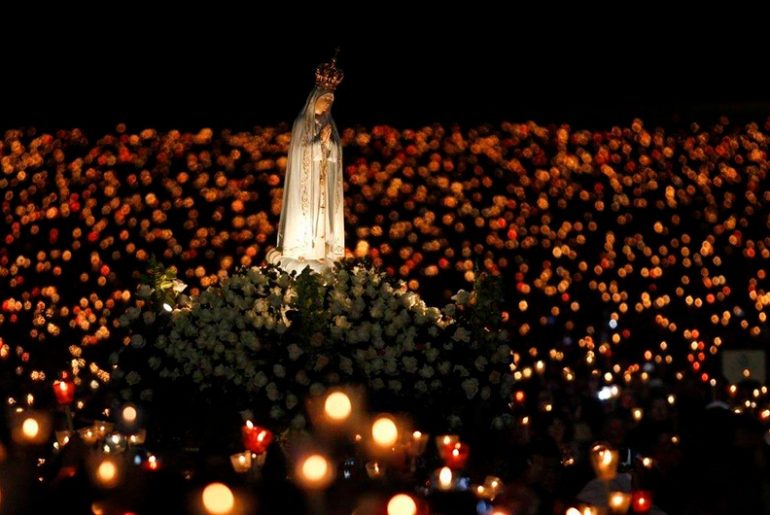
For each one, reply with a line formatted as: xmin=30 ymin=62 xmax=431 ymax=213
xmin=201 ymin=482 xmax=234 ymax=514
xmin=106 ymin=432 xmax=127 ymax=453
xmin=483 ymin=476 xmax=504 ymax=498
xmin=296 ymin=454 xmax=334 ymax=490
xmin=55 ymin=430 xmax=72 ymax=447
xmin=241 ymin=421 xmax=273 ymax=454
xmin=371 ymin=415 xmax=399 ymax=449
xmin=78 ymin=427 xmax=99 ymax=445
xmin=387 ymin=494 xmax=418 ymax=515
xmin=93 ymin=421 xmax=114 ymax=439
xmin=121 ymin=405 xmax=138 ymax=426
xmin=144 ymin=454 xmax=160 ymax=471
xmin=323 ymin=391 xmax=352 ymax=423
xmin=437 ymin=466 xmax=453 ymax=490
xmin=408 ymin=430 xmax=429 ymax=456
xmin=11 ymin=411 xmax=50 ymax=445
xmin=365 ymin=461 xmax=384 ymax=478
xmin=435 ymin=434 xmax=459 ymax=455
xmin=473 ymin=484 xmax=490 ymax=500
xmin=590 ymin=442 xmax=619 ymax=481
xmin=631 ymin=490 xmax=652 ymax=513
xmin=253 ymin=451 xmax=267 ymax=467
xmin=608 ymin=491 xmax=632 ymax=513
xmin=230 ymin=452 xmax=252 ymax=473
xmin=441 ymin=442 xmax=470 ymax=470
xmin=53 ymin=377 xmax=75 ymax=405
xmin=128 ymin=429 xmax=147 ymax=446
xmin=94 ymin=457 xmax=120 ymax=488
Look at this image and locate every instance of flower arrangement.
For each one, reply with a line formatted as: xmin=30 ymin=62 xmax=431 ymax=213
xmin=116 ymin=260 xmax=515 ymax=434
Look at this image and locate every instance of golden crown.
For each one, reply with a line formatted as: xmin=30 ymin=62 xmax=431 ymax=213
xmin=315 ymin=50 xmax=344 ymax=91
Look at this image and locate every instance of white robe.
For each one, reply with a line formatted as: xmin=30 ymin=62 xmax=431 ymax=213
xmin=276 ymin=87 xmax=344 ymax=273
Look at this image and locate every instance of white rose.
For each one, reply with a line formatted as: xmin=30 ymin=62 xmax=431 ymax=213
xmin=461 ymin=378 xmax=479 ymax=399
xmin=334 ymin=315 xmax=350 ymax=330
xmin=287 ymin=343 xmax=303 ymax=361
xmin=454 ymin=365 xmax=469 ymax=377
xmin=276 ymin=272 xmax=291 ymax=288
xmin=137 ymin=284 xmax=154 ymax=299
xmin=388 ymin=380 xmax=402 ymax=392
xmin=452 ymin=327 xmax=471 ymax=343
xmin=452 ymin=290 xmax=470 ymax=304
xmin=402 ymin=356 xmax=418 ymax=374
xmin=309 ymin=382 xmax=325 ymax=396
xmin=480 ymin=386 xmax=491 ymax=400
xmin=314 ymin=355 xmax=330 ymax=371
xmin=254 ymin=372 xmax=268 ymax=387
xmin=266 ymin=383 xmax=280 ymax=401
xmin=290 ymin=414 xmax=306 ymax=429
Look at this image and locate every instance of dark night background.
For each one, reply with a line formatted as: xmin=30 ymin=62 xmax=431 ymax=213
xmin=0 ymin=10 xmax=768 ymax=131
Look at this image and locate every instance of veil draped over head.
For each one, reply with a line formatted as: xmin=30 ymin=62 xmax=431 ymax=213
xmin=276 ymin=85 xmax=344 ymax=263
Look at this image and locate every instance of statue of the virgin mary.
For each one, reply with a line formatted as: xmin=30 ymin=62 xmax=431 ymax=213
xmin=272 ymin=54 xmax=345 ymax=273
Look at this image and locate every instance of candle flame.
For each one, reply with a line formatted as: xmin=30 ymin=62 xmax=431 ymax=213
xmin=372 ymin=416 xmax=398 ymax=447
xmin=324 ymin=391 xmax=352 ymax=421
xmin=438 ymin=466 xmax=452 ymax=489
xmin=96 ymin=459 xmax=118 ymax=487
xmin=302 ymin=455 xmax=329 ymax=482
xmin=201 ymin=482 xmax=234 ymax=515
xmin=122 ymin=405 xmax=137 ymax=423
xmin=387 ymin=494 xmax=417 ymax=515
xmin=22 ymin=417 xmax=39 ymax=439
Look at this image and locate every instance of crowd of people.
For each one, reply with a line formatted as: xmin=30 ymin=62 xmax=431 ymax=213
xmin=1 ymin=116 xmax=770 ymax=512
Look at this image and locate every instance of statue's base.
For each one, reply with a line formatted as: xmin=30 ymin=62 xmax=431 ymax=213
xmin=266 ymin=248 xmax=332 ymax=274
xmin=279 ymin=256 xmax=331 ymax=274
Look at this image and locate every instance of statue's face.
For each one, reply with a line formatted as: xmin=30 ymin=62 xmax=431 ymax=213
xmin=314 ymin=94 xmax=334 ymax=115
